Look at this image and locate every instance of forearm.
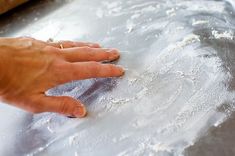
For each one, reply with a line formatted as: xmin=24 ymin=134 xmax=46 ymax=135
xmin=0 ymin=0 xmax=29 ymax=14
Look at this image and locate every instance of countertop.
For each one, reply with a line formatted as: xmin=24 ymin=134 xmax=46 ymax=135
xmin=1 ymin=0 xmax=235 ymax=155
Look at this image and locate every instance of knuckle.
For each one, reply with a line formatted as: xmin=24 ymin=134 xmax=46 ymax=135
xmin=87 ymin=51 xmax=96 ymax=58
xmin=64 ymin=41 xmax=74 ymax=45
xmin=93 ymin=43 xmax=100 ymax=47
xmin=16 ymin=37 xmax=35 ymax=48
xmin=19 ymin=37 xmax=37 ymax=45
xmin=60 ymin=41 xmax=70 ymax=47
xmin=81 ymin=46 xmax=91 ymax=52
xmin=29 ymin=98 xmax=44 ymax=114
xmin=90 ymin=61 xmax=101 ymax=71
xmin=43 ymin=46 xmax=60 ymax=54
xmin=19 ymin=36 xmax=33 ymax=41
xmin=61 ymin=40 xmax=69 ymax=43
xmin=58 ymin=97 xmax=71 ymax=114
xmin=30 ymin=106 xmax=43 ymax=114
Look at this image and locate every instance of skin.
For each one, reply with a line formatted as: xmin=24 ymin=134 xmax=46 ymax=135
xmin=0 ymin=0 xmax=29 ymax=14
xmin=0 ymin=37 xmax=124 ymax=118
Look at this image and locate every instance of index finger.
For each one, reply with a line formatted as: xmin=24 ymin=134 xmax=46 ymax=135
xmin=60 ymin=62 xmax=124 ymax=83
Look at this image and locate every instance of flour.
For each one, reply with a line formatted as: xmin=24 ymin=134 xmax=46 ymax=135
xmin=10 ymin=0 xmax=235 ymax=156
xmin=192 ymin=19 xmax=209 ymax=26
xmin=211 ymin=30 xmax=234 ymax=40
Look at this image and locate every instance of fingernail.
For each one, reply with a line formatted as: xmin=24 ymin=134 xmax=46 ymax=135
xmin=93 ymin=43 xmax=101 ymax=48
xmin=117 ymin=66 xmax=125 ymax=75
xmin=73 ymin=105 xmax=87 ymax=118
xmin=108 ymin=49 xmax=120 ymax=60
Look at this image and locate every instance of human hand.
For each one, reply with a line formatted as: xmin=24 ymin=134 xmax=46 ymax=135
xmin=0 ymin=37 xmax=124 ymax=118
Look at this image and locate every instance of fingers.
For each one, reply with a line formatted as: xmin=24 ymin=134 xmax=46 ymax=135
xmin=33 ymin=38 xmax=121 ymax=63
xmin=36 ymin=96 xmax=87 ymax=118
xmin=57 ymin=62 xmax=124 ymax=83
xmin=48 ymin=41 xmax=101 ymax=49
xmin=17 ymin=37 xmax=101 ymax=49
xmin=59 ymin=47 xmax=120 ymax=62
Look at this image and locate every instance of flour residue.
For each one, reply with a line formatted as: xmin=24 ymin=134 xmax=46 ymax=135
xmin=211 ymin=30 xmax=234 ymax=40
xmin=192 ymin=19 xmax=209 ymax=26
xmin=10 ymin=0 xmax=235 ymax=156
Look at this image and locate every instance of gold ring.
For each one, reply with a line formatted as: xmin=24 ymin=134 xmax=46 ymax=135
xmin=59 ymin=43 xmax=64 ymax=49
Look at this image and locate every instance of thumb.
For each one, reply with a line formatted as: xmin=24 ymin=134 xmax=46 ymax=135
xmin=38 ymin=96 xmax=87 ymax=118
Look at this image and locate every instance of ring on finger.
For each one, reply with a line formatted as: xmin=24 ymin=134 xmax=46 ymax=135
xmin=58 ymin=41 xmax=64 ymax=49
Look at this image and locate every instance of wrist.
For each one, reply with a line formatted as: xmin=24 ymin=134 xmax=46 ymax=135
xmin=0 ymin=57 xmax=3 ymax=81
xmin=0 ymin=49 xmax=7 ymax=95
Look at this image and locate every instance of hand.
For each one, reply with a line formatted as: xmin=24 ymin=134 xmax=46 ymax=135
xmin=0 ymin=37 xmax=124 ymax=118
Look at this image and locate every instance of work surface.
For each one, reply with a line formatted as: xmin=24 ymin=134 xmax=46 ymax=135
xmin=1 ymin=0 xmax=235 ymax=155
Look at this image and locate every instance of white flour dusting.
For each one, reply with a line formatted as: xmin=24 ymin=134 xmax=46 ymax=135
xmin=5 ymin=0 xmax=235 ymax=156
